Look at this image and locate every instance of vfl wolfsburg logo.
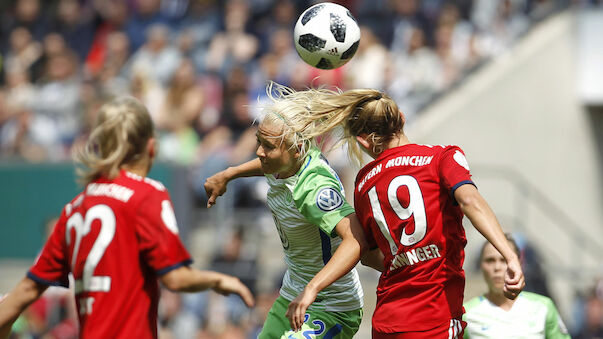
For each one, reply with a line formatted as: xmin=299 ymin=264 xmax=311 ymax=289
xmin=316 ymin=187 xmax=344 ymax=211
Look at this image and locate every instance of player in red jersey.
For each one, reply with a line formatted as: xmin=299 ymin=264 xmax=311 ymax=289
xmin=0 ymin=97 xmax=254 ymax=339
xmin=295 ymin=88 xmax=525 ymax=338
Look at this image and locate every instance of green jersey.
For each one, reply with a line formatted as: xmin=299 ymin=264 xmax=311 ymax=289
xmin=265 ymin=146 xmax=363 ymax=312
xmin=463 ymin=292 xmax=570 ymax=339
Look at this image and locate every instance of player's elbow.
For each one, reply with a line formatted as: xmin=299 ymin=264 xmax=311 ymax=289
xmin=454 ymin=185 xmax=481 ymax=210
xmin=160 ymin=267 xmax=191 ymax=292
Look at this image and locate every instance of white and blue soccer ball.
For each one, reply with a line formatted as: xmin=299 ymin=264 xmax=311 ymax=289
xmin=293 ymin=2 xmax=361 ymax=70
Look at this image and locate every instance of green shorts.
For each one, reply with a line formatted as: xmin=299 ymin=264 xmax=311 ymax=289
xmin=258 ymin=296 xmax=363 ymax=339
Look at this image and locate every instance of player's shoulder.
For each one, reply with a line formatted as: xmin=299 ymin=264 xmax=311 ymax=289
xmin=520 ymin=291 xmax=555 ymax=305
xmin=415 ymin=143 xmax=465 ymax=154
xmin=121 ymin=171 xmax=167 ymax=193
xmin=63 ymin=192 xmax=86 ymax=216
xmin=463 ymin=295 xmax=487 ymax=312
xmin=298 ymin=149 xmax=340 ymax=187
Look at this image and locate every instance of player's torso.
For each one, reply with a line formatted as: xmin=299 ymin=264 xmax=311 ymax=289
xmin=354 ymin=144 xmax=467 ymax=330
xmin=62 ymin=173 xmax=159 ymax=338
xmin=464 ymin=294 xmax=549 ymax=339
xmin=265 ymin=152 xmax=363 ymax=311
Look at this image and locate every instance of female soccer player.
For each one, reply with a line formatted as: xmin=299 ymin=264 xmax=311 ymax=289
xmin=268 ymin=86 xmax=525 ymax=338
xmin=463 ymin=234 xmax=569 ymax=338
xmin=204 ymin=84 xmax=368 ymax=338
xmin=0 ymin=97 xmax=254 ymax=339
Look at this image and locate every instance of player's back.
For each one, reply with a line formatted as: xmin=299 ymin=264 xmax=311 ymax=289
xmin=29 ymin=170 xmax=191 ymax=338
xmin=354 ymin=144 xmax=473 ymax=332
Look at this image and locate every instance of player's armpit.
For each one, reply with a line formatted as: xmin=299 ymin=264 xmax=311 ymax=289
xmin=361 ymin=248 xmax=385 ymax=272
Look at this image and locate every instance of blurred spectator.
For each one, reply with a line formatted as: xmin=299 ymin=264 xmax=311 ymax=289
xmin=86 ymin=0 xmax=129 ymax=75
xmin=128 ymin=23 xmax=182 ymax=87
xmin=156 ymin=58 xmax=204 ymax=165
xmin=346 ymin=25 xmax=390 ymax=90
xmin=210 ymin=228 xmax=258 ymax=295
xmin=97 ymin=31 xmax=131 ymax=97
xmin=514 ymin=233 xmax=553 ymax=298
xmin=52 ymin=0 xmax=95 ymax=60
xmin=388 ymin=26 xmax=443 ymax=119
xmin=178 ymin=0 xmax=221 ymax=72
xmin=388 ymin=0 xmax=433 ymax=54
xmin=1 ymin=0 xmax=50 ymax=50
xmin=574 ymin=292 xmax=603 ymax=339
xmin=125 ymin=0 xmax=174 ymax=51
xmin=30 ymin=50 xmax=81 ymax=151
xmin=205 ymin=0 xmax=259 ymax=77
xmin=4 ymin=27 xmax=43 ymax=81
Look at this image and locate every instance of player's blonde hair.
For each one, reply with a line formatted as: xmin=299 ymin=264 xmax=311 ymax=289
xmin=260 ymin=82 xmax=404 ymax=166
xmin=75 ymin=96 xmax=154 ymax=185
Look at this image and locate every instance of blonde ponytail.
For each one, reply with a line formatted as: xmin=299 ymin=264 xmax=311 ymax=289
xmin=74 ymin=97 xmax=154 ymax=185
xmin=260 ymin=82 xmax=403 ymax=166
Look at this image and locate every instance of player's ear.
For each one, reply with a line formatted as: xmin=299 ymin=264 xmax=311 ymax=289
xmin=355 ymin=134 xmax=371 ymax=151
xmin=399 ymin=110 xmax=406 ymax=125
xmin=147 ymin=138 xmax=157 ymax=159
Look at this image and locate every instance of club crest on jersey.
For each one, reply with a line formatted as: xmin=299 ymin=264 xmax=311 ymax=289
xmin=316 ymin=187 xmax=343 ymax=211
xmin=453 ymin=151 xmax=470 ymax=171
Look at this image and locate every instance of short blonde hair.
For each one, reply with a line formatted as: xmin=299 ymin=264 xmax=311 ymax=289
xmin=75 ymin=97 xmax=154 ymax=185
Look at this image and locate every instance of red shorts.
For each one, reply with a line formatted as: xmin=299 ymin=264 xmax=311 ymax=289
xmin=372 ymin=318 xmax=466 ymax=339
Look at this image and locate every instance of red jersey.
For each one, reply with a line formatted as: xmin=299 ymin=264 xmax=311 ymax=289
xmin=354 ymin=144 xmax=474 ymax=333
xmin=28 ymin=170 xmax=192 ymax=338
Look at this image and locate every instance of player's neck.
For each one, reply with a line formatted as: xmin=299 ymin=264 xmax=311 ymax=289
xmin=121 ymin=158 xmax=152 ymax=178
xmin=485 ymin=290 xmax=516 ymax=311
xmin=385 ymin=133 xmax=410 ymax=150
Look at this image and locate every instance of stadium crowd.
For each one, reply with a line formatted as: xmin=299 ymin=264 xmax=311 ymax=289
xmin=0 ymin=0 xmax=570 ymax=165
xmin=2 ymin=0 xmax=602 ymax=338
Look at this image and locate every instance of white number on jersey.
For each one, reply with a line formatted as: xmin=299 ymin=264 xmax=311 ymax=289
xmin=368 ymin=175 xmax=427 ymax=255
xmin=66 ymin=204 xmax=116 ymax=303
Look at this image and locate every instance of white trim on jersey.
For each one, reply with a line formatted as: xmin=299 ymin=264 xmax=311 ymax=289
xmin=448 ymin=319 xmax=462 ymax=339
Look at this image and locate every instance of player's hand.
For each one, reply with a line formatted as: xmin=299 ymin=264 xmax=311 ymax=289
xmin=204 ymin=171 xmax=229 ymax=208
xmin=285 ymin=286 xmax=317 ymax=332
xmin=503 ymin=257 xmax=525 ymax=300
xmin=213 ymin=275 xmax=255 ymax=308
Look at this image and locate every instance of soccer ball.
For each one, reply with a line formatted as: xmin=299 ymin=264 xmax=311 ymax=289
xmin=293 ymin=2 xmax=360 ymax=70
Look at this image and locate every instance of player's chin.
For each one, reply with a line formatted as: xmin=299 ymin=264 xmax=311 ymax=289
xmin=260 ymin=162 xmax=274 ymax=174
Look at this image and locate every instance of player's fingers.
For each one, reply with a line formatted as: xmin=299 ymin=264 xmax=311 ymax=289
xmin=295 ymin=307 xmax=303 ymax=331
xmin=206 ymin=193 xmax=217 ymax=209
xmin=285 ymin=305 xmax=295 ymax=329
xmin=240 ymin=288 xmax=255 ymax=308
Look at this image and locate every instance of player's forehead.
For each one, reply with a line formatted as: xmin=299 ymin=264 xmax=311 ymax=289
xmin=257 ymin=120 xmax=286 ymax=143
xmin=481 ymin=243 xmax=504 ymax=260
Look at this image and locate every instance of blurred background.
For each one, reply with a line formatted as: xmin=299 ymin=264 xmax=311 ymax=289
xmin=0 ymin=0 xmax=602 ymax=338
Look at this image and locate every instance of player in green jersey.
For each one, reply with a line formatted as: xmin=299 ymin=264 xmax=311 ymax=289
xmin=463 ymin=234 xmax=570 ymax=338
xmin=204 ymin=83 xmax=370 ymax=338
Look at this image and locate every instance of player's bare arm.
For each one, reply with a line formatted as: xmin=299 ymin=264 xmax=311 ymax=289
xmin=285 ymin=213 xmax=368 ymax=332
xmin=0 ymin=277 xmax=48 ymax=338
xmin=160 ymin=266 xmax=254 ymax=307
xmin=204 ymin=158 xmax=264 ymax=208
xmin=454 ymin=184 xmax=525 ymax=299
xmin=361 ymin=247 xmax=385 ymax=272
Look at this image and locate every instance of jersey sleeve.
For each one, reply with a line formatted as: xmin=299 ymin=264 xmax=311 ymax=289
xmin=28 ymin=211 xmax=70 ymax=288
xmin=544 ymin=297 xmax=571 ymax=339
xmin=293 ymin=169 xmax=355 ymax=237
xmin=438 ymin=146 xmax=475 ymax=195
xmin=136 ymin=189 xmax=192 ymax=275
